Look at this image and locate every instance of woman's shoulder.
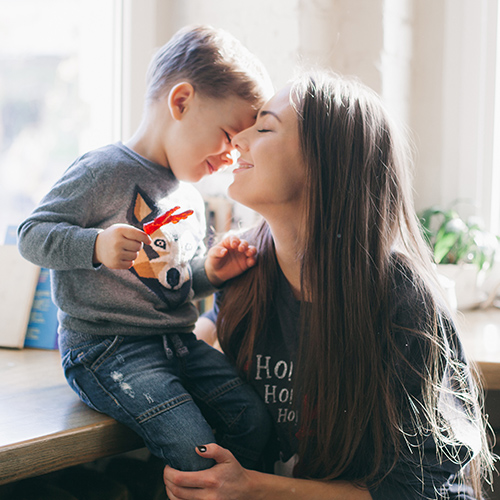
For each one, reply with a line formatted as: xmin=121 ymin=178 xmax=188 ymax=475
xmin=389 ymin=252 xmax=455 ymax=318
xmin=388 ymin=253 xmax=467 ymax=363
xmin=388 ymin=253 xmax=435 ymax=329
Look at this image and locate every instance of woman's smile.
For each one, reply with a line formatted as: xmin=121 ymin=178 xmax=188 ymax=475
xmin=233 ymin=160 xmax=254 ymax=173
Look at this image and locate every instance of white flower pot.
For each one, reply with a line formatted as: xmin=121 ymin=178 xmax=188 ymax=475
xmin=436 ymin=263 xmax=486 ymax=310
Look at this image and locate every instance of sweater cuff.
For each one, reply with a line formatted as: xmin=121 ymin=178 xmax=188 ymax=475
xmin=85 ymin=228 xmax=103 ymax=269
xmin=191 ymin=257 xmax=219 ymax=299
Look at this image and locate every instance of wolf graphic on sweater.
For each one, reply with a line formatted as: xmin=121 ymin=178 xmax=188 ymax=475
xmin=127 ymin=186 xmax=201 ymax=309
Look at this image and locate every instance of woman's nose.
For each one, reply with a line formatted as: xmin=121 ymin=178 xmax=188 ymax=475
xmin=231 ymin=130 xmax=248 ymax=152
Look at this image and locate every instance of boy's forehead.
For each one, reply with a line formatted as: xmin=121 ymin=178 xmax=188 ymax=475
xmin=224 ymin=96 xmax=260 ymax=131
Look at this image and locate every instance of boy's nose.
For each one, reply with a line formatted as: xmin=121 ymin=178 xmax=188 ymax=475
xmin=207 ymin=152 xmax=232 ymax=171
xmin=217 ymin=142 xmax=237 ymax=166
xmin=220 ymin=150 xmax=234 ymax=165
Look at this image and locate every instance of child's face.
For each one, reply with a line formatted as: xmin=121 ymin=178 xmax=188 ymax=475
xmin=167 ymin=94 xmax=258 ymax=183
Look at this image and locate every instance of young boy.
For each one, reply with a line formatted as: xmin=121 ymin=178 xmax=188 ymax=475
xmin=17 ymin=25 xmax=274 ymax=472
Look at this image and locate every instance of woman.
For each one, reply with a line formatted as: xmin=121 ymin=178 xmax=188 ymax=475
xmin=163 ymin=72 xmax=495 ymax=499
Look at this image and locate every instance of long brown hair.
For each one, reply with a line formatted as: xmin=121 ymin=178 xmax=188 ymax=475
xmin=218 ymin=72 xmax=494 ymax=494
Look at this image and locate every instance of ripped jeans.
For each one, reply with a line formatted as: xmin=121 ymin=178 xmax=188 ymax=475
xmin=60 ymin=330 xmax=271 ymax=471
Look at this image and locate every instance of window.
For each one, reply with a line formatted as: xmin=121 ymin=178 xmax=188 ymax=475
xmin=493 ymin=1 xmax=500 ymax=232
xmin=0 ymin=0 xmax=120 ymax=239
xmin=439 ymin=0 xmax=499 ymax=233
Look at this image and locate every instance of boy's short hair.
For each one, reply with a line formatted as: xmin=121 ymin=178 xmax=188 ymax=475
xmin=146 ymin=25 xmax=273 ymax=107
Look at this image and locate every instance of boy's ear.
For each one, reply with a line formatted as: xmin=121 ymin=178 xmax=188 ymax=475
xmin=168 ymin=82 xmax=195 ymax=120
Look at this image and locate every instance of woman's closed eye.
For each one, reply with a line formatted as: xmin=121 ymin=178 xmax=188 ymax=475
xmin=257 ymin=129 xmax=272 ymax=133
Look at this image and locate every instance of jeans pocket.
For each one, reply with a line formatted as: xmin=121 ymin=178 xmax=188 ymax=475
xmin=66 ymin=336 xmax=124 ymax=372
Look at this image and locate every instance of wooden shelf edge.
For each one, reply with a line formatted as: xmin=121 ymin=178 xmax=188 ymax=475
xmin=0 ymin=420 xmax=144 ymax=485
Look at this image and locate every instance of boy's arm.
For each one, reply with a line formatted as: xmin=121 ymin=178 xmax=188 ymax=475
xmin=204 ymin=234 xmax=257 ymax=287
xmin=19 ymin=218 xmax=100 ymax=270
xmin=190 ymin=235 xmax=256 ymax=300
xmin=17 ymin=164 xmax=103 ymax=270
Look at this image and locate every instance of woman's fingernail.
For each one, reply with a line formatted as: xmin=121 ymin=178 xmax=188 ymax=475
xmin=197 ymin=445 xmax=207 ymax=453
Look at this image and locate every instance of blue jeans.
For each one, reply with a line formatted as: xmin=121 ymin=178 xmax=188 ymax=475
xmin=60 ymin=331 xmax=270 ymax=471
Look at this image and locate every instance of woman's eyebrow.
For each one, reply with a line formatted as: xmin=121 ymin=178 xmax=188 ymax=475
xmin=258 ymin=110 xmax=282 ymax=122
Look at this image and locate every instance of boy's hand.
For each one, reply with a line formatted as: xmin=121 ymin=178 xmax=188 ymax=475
xmin=93 ymin=224 xmax=152 ymax=269
xmin=205 ymin=234 xmax=257 ymax=287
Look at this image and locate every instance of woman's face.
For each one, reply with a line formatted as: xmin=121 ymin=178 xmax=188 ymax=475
xmin=228 ymin=86 xmax=305 ymax=215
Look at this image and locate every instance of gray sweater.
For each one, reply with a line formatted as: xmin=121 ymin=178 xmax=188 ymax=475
xmin=18 ymin=143 xmax=215 ymax=349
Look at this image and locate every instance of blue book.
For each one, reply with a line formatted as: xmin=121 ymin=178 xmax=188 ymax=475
xmin=24 ymin=268 xmax=59 ymax=349
xmin=4 ymin=225 xmax=59 ymax=349
xmin=4 ymin=225 xmax=18 ymax=245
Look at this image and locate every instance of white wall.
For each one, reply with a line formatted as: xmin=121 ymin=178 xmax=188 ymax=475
xmin=382 ymin=0 xmax=413 ymax=125
xmin=122 ymin=0 xmax=412 ymax=126
xmin=165 ymin=0 xmax=302 ymax=90
xmin=409 ymin=0 xmax=446 ymax=210
xmin=120 ymin=0 xmax=499 ymax=231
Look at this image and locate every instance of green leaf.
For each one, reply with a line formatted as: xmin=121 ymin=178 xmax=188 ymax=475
xmin=434 ymin=232 xmax=460 ymax=263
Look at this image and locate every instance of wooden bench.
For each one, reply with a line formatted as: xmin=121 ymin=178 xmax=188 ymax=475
xmin=1 ymin=308 xmax=499 ymax=486
xmin=0 ymin=348 xmax=144 ymax=485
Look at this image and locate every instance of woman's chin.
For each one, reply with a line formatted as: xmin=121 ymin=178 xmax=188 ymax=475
xmin=227 ymin=183 xmax=254 ymax=211
xmin=227 ymin=182 xmax=241 ymax=202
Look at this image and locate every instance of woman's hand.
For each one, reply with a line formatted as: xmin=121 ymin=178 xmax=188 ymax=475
xmin=164 ymin=444 xmax=373 ymax=500
xmin=164 ymin=444 xmax=253 ymax=500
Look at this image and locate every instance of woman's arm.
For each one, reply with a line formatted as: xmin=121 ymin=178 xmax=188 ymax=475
xmin=193 ymin=316 xmax=218 ymax=347
xmin=164 ymin=444 xmax=372 ymax=500
xmin=194 ymin=294 xmax=222 ymax=348
xmin=248 ymin=473 xmax=372 ymax=500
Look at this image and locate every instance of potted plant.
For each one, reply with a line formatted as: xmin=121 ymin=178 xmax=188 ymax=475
xmin=418 ymin=204 xmax=499 ymax=309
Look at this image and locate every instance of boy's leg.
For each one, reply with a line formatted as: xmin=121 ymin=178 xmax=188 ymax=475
xmin=176 ymin=334 xmax=272 ymax=470
xmin=61 ymin=332 xmax=216 ymax=472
